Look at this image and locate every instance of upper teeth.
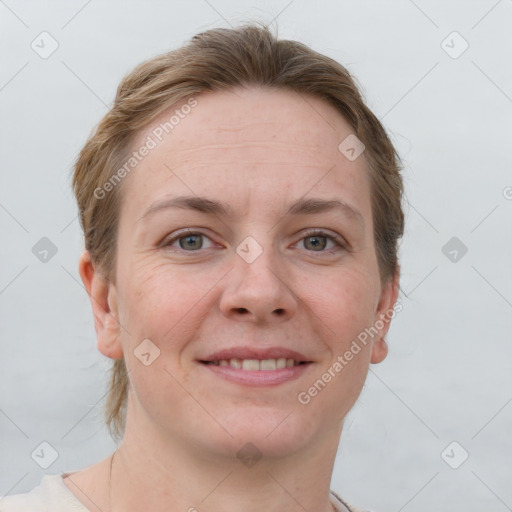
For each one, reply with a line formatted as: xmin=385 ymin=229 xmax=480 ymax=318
xmin=209 ymin=358 xmax=299 ymax=370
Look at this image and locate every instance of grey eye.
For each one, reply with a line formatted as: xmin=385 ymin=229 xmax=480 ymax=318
xmin=178 ymin=234 xmax=203 ymax=250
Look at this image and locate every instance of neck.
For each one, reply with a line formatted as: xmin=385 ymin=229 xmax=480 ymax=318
xmin=108 ymin=400 xmax=343 ymax=512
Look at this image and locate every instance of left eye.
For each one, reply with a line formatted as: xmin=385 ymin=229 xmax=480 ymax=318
xmin=298 ymin=231 xmax=342 ymax=252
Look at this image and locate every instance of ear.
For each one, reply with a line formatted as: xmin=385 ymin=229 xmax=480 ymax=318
xmin=78 ymin=250 xmax=124 ymax=360
xmin=370 ymin=265 xmax=400 ymax=364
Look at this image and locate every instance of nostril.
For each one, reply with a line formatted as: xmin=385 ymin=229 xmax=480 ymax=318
xmin=236 ymin=307 xmax=249 ymax=314
xmin=273 ymin=308 xmax=285 ymax=315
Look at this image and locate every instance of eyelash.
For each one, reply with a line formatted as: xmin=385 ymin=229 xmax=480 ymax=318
xmin=300 ymin=229 xmax=348 ymax=251
xmin=162 ymin=229 xmax=348 ymax=255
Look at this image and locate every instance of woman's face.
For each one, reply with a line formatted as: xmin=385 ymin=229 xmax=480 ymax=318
xmin=93 ymin=86 xmax=398 ymax=458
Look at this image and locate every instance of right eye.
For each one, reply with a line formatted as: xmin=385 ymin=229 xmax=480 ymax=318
xmin=162 ymin=230 xmax=216 ymax=252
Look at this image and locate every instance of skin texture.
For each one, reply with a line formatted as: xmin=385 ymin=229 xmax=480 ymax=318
xmin=71 ymin=86 xmax=400 ymax=512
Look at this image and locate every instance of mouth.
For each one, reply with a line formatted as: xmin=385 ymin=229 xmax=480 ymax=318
xmin=197 ymin=346 xmax=314 ymax=386
xmin=199 ymin=358 xmax=309 ymax=370
xmin=197 ymin=353 xmax=313 ymax=386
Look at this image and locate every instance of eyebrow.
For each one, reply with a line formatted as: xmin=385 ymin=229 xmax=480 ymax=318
xmin=139 ymin=195 xmax=365 ymax=229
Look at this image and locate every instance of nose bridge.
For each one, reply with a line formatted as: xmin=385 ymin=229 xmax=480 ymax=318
xmin=235 ymin=233 xmax=287 ymax=295
xmin=219 ymin=232 xmax=297 ymax=322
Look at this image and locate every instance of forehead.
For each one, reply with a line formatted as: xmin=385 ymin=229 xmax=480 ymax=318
xmin=123 ymin=86 xmax=370 ymax=219
xmin=135 ymin=86 xmax=352 ymax=155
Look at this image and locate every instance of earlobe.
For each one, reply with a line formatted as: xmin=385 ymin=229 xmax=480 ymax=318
xmin=78 ymin=250 xmax=124 ymax=360
xmin=370 ymin=265 xmax=400 ymax=365
xmin=370 ymin=337 xmax=388 ymax=364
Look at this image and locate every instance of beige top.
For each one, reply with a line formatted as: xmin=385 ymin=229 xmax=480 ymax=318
xmin=0 ymin=473 xmax=370 ymax=512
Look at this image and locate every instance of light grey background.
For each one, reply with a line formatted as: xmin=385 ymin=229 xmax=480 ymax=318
xmin=1 ymin=1 xmax=511 ymax=511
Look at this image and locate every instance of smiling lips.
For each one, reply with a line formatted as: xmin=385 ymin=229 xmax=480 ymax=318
xmin=204 ymin=357 xmax=301 ymax=370
xmin=198 ymin=346 xmax=313 ymax=385
xmin=200 ymin=346 xmax=312 ymax=367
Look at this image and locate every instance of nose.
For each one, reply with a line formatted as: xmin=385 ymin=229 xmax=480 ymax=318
xmin=219 ymin=241 xmax=298 ymax=325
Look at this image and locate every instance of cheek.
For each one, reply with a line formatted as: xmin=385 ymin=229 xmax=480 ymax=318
xmin=325 ymin=269 xmax=378 ymax=394
xmin=300 ymin=264 xmax=377 ymax=342
xmin=115 ymin=266 xmax=203 ymax=420
xmin=118 ymin=261 xmax=217 ymax=350
xmin=297 ymin=271 xmax=375 ymax=422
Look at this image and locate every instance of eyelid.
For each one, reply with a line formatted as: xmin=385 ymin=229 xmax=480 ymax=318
xmin=298 ymin=228 xmax=349 ymax=252
xmin=160 ymin=228 xmax=217 ymax=250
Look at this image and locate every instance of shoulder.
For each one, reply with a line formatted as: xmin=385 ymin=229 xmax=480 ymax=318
xmin=0 ymin=477 xmax=47 ymax=512
xmin=330 ymin=489 xmax=375 ymax=512
xmin=0 ymin=474 xmax=90 ymax=512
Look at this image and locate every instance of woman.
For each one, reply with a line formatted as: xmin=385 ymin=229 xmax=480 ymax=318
xmin=2 ymin=23 xmax=403 ymax=512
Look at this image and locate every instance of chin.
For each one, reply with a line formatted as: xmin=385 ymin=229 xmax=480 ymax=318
xmin=200 ymin=405 xmax=319 ymax=461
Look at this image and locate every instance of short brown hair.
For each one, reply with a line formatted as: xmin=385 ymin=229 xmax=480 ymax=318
xmin=72 ymin=22 xmax=405 ymax=442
